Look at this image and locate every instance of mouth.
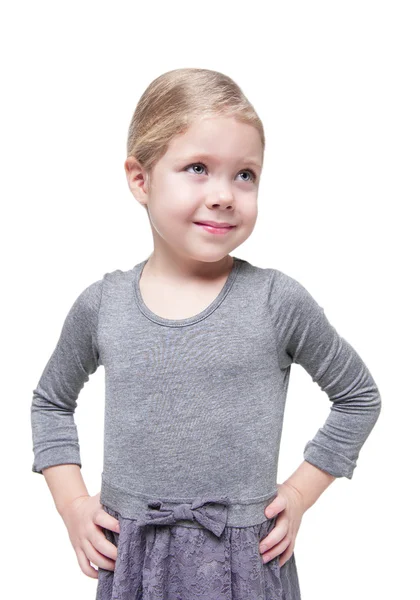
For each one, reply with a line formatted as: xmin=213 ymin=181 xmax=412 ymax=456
xmin=193 ymin=222 xmax=236 ymax=235
xmin=193 ymin=222 xmax=236 ymax=229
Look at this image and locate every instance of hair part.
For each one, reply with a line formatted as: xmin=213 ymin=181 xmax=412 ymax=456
xmin=126 ymin=68 xmax=265 ymax=195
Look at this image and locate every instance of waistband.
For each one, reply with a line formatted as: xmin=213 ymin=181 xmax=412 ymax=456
xmin=100 ymin=475 xmax=278 ymax=530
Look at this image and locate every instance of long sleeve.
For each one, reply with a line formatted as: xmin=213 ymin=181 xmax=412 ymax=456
xmin=31 ymin=279 xmax=103 ymax=474
xmin=269 ymin=269 xmax=382 ymax=479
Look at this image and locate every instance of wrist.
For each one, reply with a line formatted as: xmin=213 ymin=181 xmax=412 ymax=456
xmin=282 ymin=480 xmax=306 ymax=512
xmin=283 ymin=460 xmax=336 ymax=512
xmin=42 ymin=464 xmax=89 ymax=518
xmin=58 ymin=493 xmax=90 ymax=519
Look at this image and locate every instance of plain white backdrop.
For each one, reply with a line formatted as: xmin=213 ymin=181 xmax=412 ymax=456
xmin=2 ymin=1 xmax=418 ymax=598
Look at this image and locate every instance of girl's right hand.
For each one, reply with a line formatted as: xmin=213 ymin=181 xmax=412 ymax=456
xmin=60 ymin=492 xmax=121 ymax=579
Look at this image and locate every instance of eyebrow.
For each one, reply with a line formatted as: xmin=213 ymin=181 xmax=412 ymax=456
xmin=180 ymin=153 xmax=262 ymax=170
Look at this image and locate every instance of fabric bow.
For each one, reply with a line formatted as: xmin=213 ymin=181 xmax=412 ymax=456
xmin=136 ymin=495 xmax=231 ymax=538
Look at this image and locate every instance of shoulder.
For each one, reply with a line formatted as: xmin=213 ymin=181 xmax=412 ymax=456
xmin=246 ymin=264 xmax=323 ymax=321
xmin=236 ymin=260 xmax=312 ymax=316
xmin=248 ymin=263 xmax=310 ymax=307
xmin=66 ymin=262 xmax=136 ymax=321
xmin=238 ymin=259 xmax=290 ymax=291
xmin=65 ymin=277 xmax=104 ymax=330
xmin=101 ymin=261 xmax=142 ymax=290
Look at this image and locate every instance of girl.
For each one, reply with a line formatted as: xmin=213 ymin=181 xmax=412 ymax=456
xmin=31 ymin=68 xmax=381 ymax=600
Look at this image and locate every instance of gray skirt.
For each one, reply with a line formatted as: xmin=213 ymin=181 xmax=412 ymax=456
xmin=95 ymin=502 xmax=301 ymax=600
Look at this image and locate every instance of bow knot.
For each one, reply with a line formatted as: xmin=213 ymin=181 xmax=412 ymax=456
xmin=137 ymin=495 xmax=231 ymax=537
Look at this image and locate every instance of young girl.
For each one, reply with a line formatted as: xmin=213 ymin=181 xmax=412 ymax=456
xmin=31 ymin=68 xmax=381 ymax=600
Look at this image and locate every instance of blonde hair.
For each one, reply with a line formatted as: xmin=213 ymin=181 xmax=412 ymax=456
xmin=126 ymin=68 xmax=265 ymax=190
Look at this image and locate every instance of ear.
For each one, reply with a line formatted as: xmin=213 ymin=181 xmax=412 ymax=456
xmin=124 ymin=156 xmax=150 ymax=209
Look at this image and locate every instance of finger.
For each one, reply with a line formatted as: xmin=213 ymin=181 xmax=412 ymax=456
xmin=262 ymin=536 xmax=291 ymax=564
xmin=259 ymin=518 xmax=288 ymax=553
xmin=75 ymin=546 xmax=99 ymax=579
xmin=90 ymin=527 xmax=119 ymax=563
xmin=94 ymin=509 xmax=121 ymax=534
xmin=83 ymin=537 xmax=117 ymax=571
xmin=279 ymin=545 xmax=294 ymax=568
xmin=265 ymin=493 xmax=287 ymax=518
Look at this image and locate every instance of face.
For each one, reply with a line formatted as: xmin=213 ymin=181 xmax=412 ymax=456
xmin=125 ymin=115 xmax=263 ymax=265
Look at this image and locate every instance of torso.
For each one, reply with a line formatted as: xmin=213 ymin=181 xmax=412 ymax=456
xmin=139 ymin=267 xmax=231 ymax=320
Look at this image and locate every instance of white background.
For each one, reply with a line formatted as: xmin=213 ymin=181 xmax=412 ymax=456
xmin=2 ymin=1 xmax=418 ymax=598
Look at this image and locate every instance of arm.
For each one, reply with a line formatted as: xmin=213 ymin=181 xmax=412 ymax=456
xmin=42 ymin=464 xmax=90 ymax=517
xmin=260 ymin=271 xmax=381 ymax=563
xmin=30 ymin=279 xmax=103 ymax=507
xmin=269 ymin=270 xmax=382 ymax=487
xmin=283 ymin=460 xmax=336 ymax=513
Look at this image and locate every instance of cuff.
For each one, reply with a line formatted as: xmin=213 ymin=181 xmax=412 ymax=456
xmin=303 ymin=440 xmax=357 ymax=479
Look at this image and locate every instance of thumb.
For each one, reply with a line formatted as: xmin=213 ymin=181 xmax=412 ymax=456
xmin=265 ymin=490 xmax=287 ymax=518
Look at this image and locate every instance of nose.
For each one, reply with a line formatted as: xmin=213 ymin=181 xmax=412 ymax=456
xmin=209 ymin=190 xmax=235 ymax=210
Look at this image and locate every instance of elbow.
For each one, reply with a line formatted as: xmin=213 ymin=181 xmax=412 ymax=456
xmin=363 ymin=383 xmax=382 ymax=431
xmin=373 ymin=387 xmax=382 ymax=421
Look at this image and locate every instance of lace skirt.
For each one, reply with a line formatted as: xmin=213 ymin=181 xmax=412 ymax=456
xmin=95 ymin=502 xmax=301 ymax=600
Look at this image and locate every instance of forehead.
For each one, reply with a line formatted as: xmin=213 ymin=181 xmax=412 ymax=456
xmin=164 ymin=116 xmax=263 ymax=166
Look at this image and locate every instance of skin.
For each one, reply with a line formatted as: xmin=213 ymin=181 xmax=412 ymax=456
xmin=60 ymin=492 xmax=119 ymax=579
xmin=124 ymin=115 xmax=263 ymax=284
xmin=60 ymin=115 xmax=306 ymax=577
xmin=260 ymin=482 xmax=306 ymax=567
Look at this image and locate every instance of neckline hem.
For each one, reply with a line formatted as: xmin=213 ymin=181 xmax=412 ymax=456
xmin=132 ymin=256 xmax=242 ymax=327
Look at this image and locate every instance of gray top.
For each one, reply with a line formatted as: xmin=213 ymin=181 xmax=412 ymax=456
xmin=31 ymin=256 xmax=381 ymax=527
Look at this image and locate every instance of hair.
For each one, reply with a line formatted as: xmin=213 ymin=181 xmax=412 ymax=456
xmin=126 ymin=68 xmax=265 ymax=196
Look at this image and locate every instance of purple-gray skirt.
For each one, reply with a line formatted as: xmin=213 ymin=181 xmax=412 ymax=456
xmin=95 ymin=501 xmax=301 ymax=600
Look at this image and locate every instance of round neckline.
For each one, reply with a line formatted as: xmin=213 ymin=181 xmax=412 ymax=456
xmin=132 ymin=256 xmax=243 ymax=327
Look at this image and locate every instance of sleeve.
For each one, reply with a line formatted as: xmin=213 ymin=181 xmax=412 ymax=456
xmin=270 ymin=270 xmax=382 ymax=479
xmin=30 ymin=278 xmax=103 ymax=475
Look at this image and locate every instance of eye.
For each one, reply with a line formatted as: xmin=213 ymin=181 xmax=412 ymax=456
xmin=185 ymin=162 xmax=257 ymax=183
xmin=186 ymin=163 xmax=207 ymax=176
xmin=239 ymin=169 xmax=257 ymax=182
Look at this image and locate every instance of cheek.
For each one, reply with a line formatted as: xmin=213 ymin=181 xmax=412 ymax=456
xmin=240 ymin=200 xmax=258 ymax=223
xmin=151 ymin=194 xmax=196 ymax=231
xmin=160 ymin=184 xmax=200 ymax=218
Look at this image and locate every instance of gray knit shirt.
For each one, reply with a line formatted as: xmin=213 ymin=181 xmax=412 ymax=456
xmin=31 ymin=256 xmax=381 ymax=527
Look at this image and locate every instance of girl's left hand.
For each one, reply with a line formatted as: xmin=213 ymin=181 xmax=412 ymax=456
xmin=259 ymin=482 xmax=305 ymax=567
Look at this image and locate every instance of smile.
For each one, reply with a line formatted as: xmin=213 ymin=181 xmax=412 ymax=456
xmin=194 ymin=223 xmax=236 ymax=235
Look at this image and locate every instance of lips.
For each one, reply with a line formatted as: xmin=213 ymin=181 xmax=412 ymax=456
xmin=194 ymin=221 xmax=235 ymax=228
xmin=194 ymin=222 xmax=236 ymax=235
